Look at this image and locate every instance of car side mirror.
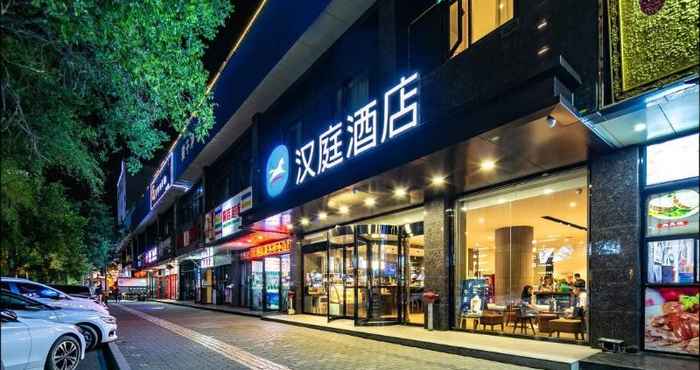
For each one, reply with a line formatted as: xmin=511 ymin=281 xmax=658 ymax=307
xmin=0 ymin=310 xmax=18 ymax=322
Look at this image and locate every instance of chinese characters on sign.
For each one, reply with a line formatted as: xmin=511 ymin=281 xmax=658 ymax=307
xmin=150 ymin=153 xmax=173 ymax=209
xmin=204 ymin=187 xmax=253 ymax=243
xmin=145 ymin=247 xmax=158 ymax=264
xmin=200 ymin=247 xmax=214 ymax=269
xmin=241 ymin=240 xmax=291 ymax=261
xmin=294 ymin=73 xmax=420 ymax=186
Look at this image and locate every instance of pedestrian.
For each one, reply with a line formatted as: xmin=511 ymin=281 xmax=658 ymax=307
xmin=103 ymin=286 xmax=111 ymax=307
xmin=114 ymin=286 xmax=121 ymax=303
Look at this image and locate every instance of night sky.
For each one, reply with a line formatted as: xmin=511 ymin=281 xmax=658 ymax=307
xmin=102 ymin=1 xmax=263 ymax=218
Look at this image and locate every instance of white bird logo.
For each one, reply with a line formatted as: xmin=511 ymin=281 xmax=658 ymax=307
xmin=269 ymin=157 xmax=286 ymax=184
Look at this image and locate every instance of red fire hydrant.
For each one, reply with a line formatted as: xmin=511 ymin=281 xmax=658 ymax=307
xmin=287 ymin=290 xmax=296 ymax=315
xmin=423 ymin=290 xmax=440 ymax=331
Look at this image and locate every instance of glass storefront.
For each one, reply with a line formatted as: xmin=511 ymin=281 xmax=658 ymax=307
xmin=301 ymin=208 xmax=425 ymax=325
xmin=238 ymin=240 xmax=292 ymax=312
xmin=454 ymin=169 xmax=589 ymax=341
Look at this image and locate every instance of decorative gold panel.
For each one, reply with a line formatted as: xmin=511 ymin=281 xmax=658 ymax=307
xmin=608 ymin=0 xmax=699 ymax=102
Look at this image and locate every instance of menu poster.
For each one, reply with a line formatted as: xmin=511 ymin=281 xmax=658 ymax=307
xmin=644 ymin=287 xmax=699 ymax=355
xmin=646 ymin=189 xmax=699 ymax=237
xmin=647 ymin=239 xmax=696 ymax=284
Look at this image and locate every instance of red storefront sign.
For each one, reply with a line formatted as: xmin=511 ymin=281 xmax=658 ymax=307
xmin=241 ymin=239 xmax=291 ymax=261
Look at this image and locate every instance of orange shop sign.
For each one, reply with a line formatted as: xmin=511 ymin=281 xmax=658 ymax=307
xmin=242 ymin=240 xmax=291 ymax=260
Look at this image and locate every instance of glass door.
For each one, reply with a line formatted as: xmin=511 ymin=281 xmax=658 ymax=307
xmin=250 ymin=260 xmax=264 ymax=310
xmin=328 ymin=226 xmax=354 ymax=322
xmin=280 ymin=254 xmax=291 ymax=312
xmin=354 ymin=225 xmax=402 ymax=325
xmin=264 ymin=257 xmax=281 ymax=311
xmin=327 ymin=245 xmax=345 ymax=320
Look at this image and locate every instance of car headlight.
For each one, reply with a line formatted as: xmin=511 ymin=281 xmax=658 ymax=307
xmin=100 ymin=316 xmax=117 ymax=324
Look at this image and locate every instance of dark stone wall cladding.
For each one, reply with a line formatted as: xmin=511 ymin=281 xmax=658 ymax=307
xmin=588 ymin=147 xmax=642 ymax=349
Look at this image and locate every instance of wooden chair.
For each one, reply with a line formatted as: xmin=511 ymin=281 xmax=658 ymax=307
xmin=512 ymin=307 xmax=536 ymax=335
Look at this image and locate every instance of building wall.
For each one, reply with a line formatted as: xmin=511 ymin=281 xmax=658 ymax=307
xmin=588 ymin=147 xmax=642 ymax=349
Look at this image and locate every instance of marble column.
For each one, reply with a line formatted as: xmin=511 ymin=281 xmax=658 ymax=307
xmin=495 ymin=226 xmax=534 ymax=301
xmin=588 ymin=147 xmax=641 ymax=350
xmin=423 ymin=192 xmax=452 ymax=330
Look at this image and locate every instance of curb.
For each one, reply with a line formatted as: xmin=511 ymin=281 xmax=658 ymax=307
xmin=262 ymin=316 xmax=573 ymax=370
xmin=152 ymin=299 xmax=262 ymax=318
xmin=104 ymin=342 xmax=131 ymax=370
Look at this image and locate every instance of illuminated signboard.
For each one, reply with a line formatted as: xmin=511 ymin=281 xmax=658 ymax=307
xmin=200 ymin=247 xmax=214 ymax=269
xmin=145 ymin=247 xmax=158 ymax=264
xmin=206 ymin=187 xmax=253 ymax=243
xmin=264 ymin=73 xmax=420 ymax=196
xmin=266 ymin=145 xmax=290 ymax=197
xmin=241 ymin=239 xmax=291 ymax=261
xmin=150 ymin=153 xmax=173 ymax=209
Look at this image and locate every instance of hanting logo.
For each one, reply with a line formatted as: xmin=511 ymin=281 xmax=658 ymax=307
xmin=266 ymin=145 xmax=289 ymax=197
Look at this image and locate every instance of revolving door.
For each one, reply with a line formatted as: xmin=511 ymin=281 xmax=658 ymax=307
xmin=325 ymin=224 xmax=404 ymax=325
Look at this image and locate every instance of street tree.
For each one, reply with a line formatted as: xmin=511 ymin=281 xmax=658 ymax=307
xmin=1 ymin=0 xmax=233 ymax=280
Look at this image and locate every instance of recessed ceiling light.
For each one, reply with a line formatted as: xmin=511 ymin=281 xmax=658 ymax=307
xmin=543 ymin=188 xmax=554 ymax=195
xmin=393 ymin=186 xmax=408 ymax=198
xmin=633 ymin=123 xmax=647 ymax=132
xmin=256 ymin=235 xmax=263 ymax=240
xmin=300 ymin=217 xmax=310 ymax=226
xmin=460 ymin=206 xmax=467 ymax=212
xmin=364 ymin=197 xmax=376 ymax=207
xmin=569 ymin=201 xmax=577 ymax=208
xmin=318 ymin=212 xmax=328 ymax=220
xmin=480 ymin=159 xmax=496 ymax=171
xmin=338 ymin=206 xmax=349 ymax=215
xmin=328 ymin=200 xmax=337 ymax=208
xmin=478 ymin=217 xmax=485 ymax=224
xmin=497 ymin=198 xmax=506 ymax=204
xmin=430 ymin=175 xmax=446 ymax=186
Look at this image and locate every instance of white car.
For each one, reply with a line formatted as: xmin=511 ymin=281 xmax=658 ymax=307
xmin=1 ymin=310 xmax=85 ymax=370
xmin=0 ymin=278 xmax=108 ymax=315
xmin=1 ymin=290 xmax=117 ymax=350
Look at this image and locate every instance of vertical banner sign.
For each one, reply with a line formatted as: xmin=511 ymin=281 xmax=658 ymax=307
xmin=204 ymin=211 xmax=214 ymax=243
xmin=150 ymin=153 xmax=173 ymax=209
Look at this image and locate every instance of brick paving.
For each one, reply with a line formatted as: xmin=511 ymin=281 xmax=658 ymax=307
xmin=110 ymin=302 xmax=535 ymax=370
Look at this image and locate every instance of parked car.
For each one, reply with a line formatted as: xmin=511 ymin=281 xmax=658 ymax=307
xmin=1 ymin=309 xmax=85 ymax=370
xmin=0 ymin=290 xmax=117 ymax=350
xmin=48 ymin=285 xmax=94 ymax=300
xmin=0 ymin=278 xmax=108 ymax=315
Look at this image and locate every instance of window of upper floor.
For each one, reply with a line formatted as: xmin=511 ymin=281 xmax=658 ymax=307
xmin=449 ymin=0 xmax=514 ymax=57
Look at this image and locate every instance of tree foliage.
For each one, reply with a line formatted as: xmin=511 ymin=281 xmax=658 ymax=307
xmin=1 ymin=0 xmax=233 ymax=281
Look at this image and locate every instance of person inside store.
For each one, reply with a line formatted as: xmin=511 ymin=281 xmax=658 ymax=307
xmin=518 ymin=285 xmax=540 ymax=316
xmin=521 ymin=285 xmax=532 ymax=303
xmin=574 ymin=273 xmax=586 ymax=289
xmin=574 ymin=288 xmax=588 ymax=317
xmin=538 ymin=275 xmax=554 ymax=292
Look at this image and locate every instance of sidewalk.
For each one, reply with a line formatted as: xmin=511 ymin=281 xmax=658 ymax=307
xmin=263 ymin=313 xmax=599 ymax=370
xmin=153 ymin=299 xmax=262 ymax=317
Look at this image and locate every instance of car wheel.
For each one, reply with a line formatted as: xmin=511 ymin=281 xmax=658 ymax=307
xmin=77 ymin=324 xmax=98 ymax=350
xmin=45 ymin=335 xmax=81 ymax=370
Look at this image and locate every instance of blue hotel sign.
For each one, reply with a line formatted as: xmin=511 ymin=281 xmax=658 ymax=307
xmin=265 ymin=73 xmax=420 ymax=197
xmin=150 ymin=153 xmax=173 ymax=209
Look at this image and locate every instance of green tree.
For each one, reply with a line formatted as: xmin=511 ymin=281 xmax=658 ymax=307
xmin=1 ymin=0 xmax=233 ymax=281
